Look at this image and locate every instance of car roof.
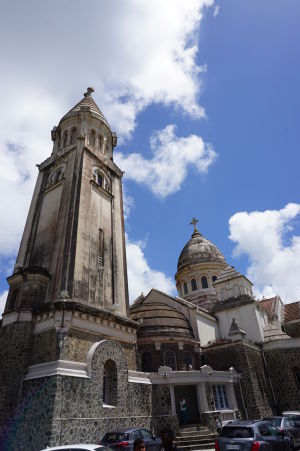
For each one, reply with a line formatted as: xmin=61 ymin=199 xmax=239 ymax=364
xmin=223 ymin=420 xmax=269 ymax=427
xmin=40 ymin=445 xmax=104 ymax=450
xmin=104 ymin=428 xmax=145 ymax=434
xmin=283 ymin=412 xmax=300 ymax=415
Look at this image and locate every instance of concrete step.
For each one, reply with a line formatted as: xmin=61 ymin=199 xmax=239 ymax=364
xmin=179 ymin=430 xmax=211 ymax=437
xmin=179 ymin=427 xmax=210 ymax=433
xmin=175 ymin=437 xmax=217 ymax=446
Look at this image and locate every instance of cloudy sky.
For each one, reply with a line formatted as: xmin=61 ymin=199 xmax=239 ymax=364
xmin=0 ymin=0 xmax=300 ymax=314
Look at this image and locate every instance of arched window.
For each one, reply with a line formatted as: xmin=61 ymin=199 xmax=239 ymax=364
xmin=212 ymin=275 xmax=217 ymax=283
xmin=185 ymin=352 xmax=193 ymax=370
xmin=183 ymin=282 xmax=188 ymax=295
xmin=70 ymin=127 xmax=77 ymax=145
xmin=8 ymin=289 xmax=19 ymax=310
xmin=89 ymin=130 xmax=96 ymax=147
xmin=62 ymin=130 xmax=68 ymax=147
xmin=141 ymin=352 xmax=153 ymax=372
xmin=103 ymin=360 xmax=117 ymax=406
xmin=191 ymin=279 xmax=197 ymax=291
xmin=201 ymin=276 xmax=208 ymax=289
xmin=164 ymin=350 xmax=177 ymax=370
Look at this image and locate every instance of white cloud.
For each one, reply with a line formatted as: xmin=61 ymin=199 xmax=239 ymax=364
xmin=0 ymin=291 xmax=8 ymax=318
xmin=0 ymin=0 xmax=214 ymax=260
xmin=126 ymin=236 xmax=175 ymax=302
xmin=115 ymin=125 xmax=217 ymax=198
xmin=213 ymin=5 xmax=220 ymax=17
xmin=229 ymin=203 xmax=300 ymax=302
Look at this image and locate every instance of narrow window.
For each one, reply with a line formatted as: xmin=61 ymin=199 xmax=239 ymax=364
xmin=103 ymin=360 xmax=117 ymax=406
xmin=142 ymin=352 xmax=153 ymax=372
xmin=164 ymin=350 xmax=177 ymax=370
xmin=185 ymin=352 xmax=193 ymax=370
xmin=212 ymin=275 xmax=217 ymax=283
xmin=89 ymin=130 xmax=96 ymax=147
xmin=62 ymin=130 xmax=68 ymax=147
xmin=183 ymin=282 xmax=188 ymax=295
xmin=191 ymin=278 xmax=197 ymax=291
xmin=98 ymin=228 xmax=104 ymax=266
xmin=98 ymin=134 xmax=103 ymax=150
xmin=201 ymin=276 xmax=208 ymax=289
xmin=70 ymin=127 xmax=77 ymax=145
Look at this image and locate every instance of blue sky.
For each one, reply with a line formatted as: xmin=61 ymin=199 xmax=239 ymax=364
xmin=0 ymin=0 xmax=300 ymax=312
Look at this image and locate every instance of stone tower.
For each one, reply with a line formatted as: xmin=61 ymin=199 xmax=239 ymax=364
xmin=0 ymin=89 xmax=142 ymax=450
xmin=6 ymin=86 xmax=128 ymax=316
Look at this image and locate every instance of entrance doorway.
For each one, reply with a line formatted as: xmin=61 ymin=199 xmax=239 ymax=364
xmin=174 ymin=385 xmax=200 ymax=425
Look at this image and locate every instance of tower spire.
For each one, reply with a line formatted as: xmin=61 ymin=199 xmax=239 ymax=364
xmin=84 ymin=86 xmax=95 ymax=97
xmin=190 ymin=217 xmax=201 ymax=237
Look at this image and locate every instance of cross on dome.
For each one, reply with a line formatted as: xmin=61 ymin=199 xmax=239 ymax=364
xmin=190 ymin=217 xmax=199 ymax=232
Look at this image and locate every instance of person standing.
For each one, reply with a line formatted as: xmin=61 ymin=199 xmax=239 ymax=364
xmin=179 ymin=396 xmax=187 ymax=425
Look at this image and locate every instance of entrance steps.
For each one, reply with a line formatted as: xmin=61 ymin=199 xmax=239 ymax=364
xmin=174 ymin=424 xmax=217 ymax=451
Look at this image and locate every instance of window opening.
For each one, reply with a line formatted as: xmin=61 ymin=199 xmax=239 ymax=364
xmin=70 ymin=127 xmax=77 ymax=145
xmin=185 ymin=352 xmax=193 ymax=370
xmin=183 ymin=282 xmax=188 ymax=295
xmin=62 ymin=130 xmax=67 ymax=147
xmin=201 ymin=276 xmax=208 ymax=289
xmin=164 ymin=350 xmax=177 ymax=370
xmin=103 ymin=360 xmax=117 ymax=406
xmin=98 ymin=228 xmax=104 ymax=267
xmin=212 ymin=275 xmax=217 ymax=283
xmin=141 ymin=352 xmax=153 ymax=372
xmin=89 ymin=130 xmax=96 ymax=147
xmin=191 ymin=278 xmax=197 ymax=291
xmin=212 ymin=384 xmax=228 ymax=410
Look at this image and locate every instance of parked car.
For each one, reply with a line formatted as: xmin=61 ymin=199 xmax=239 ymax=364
xmin=215 ymin=420 xmax=293 ymax=451
xmin=283 ymin=412 xmax=300 ymax=427
xmin=40 ymin=445 xmax=111 ymax=451
xmin=100 ymin=428 xmax=162 ymax=451
xmin=264 ymin=417 xmax=300 ymax=449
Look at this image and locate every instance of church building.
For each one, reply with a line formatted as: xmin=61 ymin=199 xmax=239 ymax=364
xmin=0 ymin=89 xmax=299 ymax=451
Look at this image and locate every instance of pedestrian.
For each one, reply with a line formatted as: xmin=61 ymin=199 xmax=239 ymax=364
xmin=160 ymin=426 xmax=183 ymax=451
xmin=134 ymin=437 xmax=146 ymax=451
xmin=179 ymin=396 xmax=187 ymax=425
xmin=214 ymin=414 xmax=222 ymax=434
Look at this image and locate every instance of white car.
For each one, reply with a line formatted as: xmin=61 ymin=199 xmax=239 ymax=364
xmin=40 ymin=445 xmax=111 ymax=451
xmin=282 ymin=411 xmax=300 ymax=426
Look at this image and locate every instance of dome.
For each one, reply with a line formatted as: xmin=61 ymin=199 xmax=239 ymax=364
xmin=130 ymin=300 xmax=194 ymax=339
xmin=177 ymin=229 xmax=226 ymax=272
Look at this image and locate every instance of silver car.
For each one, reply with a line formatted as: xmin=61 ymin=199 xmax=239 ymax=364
xmin=40 ymin=445 xmax=111 ymax=451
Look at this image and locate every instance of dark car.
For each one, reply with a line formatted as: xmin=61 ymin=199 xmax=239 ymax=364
xmin=215 ymin=420 xmax=293 ymax=451
xmin=264 ymin=417 xmax=300 ymax=449
xmin=100 ymin=428 xmax=162 ymax=451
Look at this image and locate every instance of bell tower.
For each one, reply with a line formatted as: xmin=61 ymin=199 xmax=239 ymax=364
xmin=5 ymin=87 xmax=129 ymax=316
xmin=0 ymin=90 xmax=138 ymax=450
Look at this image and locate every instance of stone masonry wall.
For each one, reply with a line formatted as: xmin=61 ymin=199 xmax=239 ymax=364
xmin=7 ymin=339 xmax=151 ymax=451
xmin=0 ymin=321 xmax=33 ymax=449
xmin=203 ymin=342 xmax=274 ymax=419
xmin=264 ymin=346 xmax=300 ymax=412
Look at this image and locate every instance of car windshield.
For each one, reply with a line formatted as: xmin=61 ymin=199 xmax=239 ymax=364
xmin=221 ymin=427 xmax=254 ymax=438
xmin=102 ymin=433 xmax=129 ymax=443
xmin=266 ymin=418 xmax=282 ymax=427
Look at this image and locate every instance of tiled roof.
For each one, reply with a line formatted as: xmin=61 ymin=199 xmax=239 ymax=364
xmin=259 ymin=297 xmax=276 ymax=316
xmin=60 ymin=89 xmax=110 ymax=129
xmin=284 ymin=301 xmax=300 ymax=322
xmin=213 ymin=265 xmax=247 ymax=284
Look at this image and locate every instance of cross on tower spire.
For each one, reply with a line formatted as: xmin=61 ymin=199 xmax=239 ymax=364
xmin=84 ymin=86 xmax=95 ymax=97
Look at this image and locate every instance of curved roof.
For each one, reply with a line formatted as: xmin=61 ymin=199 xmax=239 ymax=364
xmin=130 ymin=300 xmax=194 ymax=339
xmin=59 ymin=87 xmax=110 ymax=129
xmin=177 ymin=229 xmax=226 ymax=272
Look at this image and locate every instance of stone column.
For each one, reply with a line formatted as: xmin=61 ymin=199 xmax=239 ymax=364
xmin=197 ymin=383 xmax=209 ymax=412
xmin=226 ymin=382 xmax=238 ymax=410
xmin=169 ymin=385 xmax=176 ymax=415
